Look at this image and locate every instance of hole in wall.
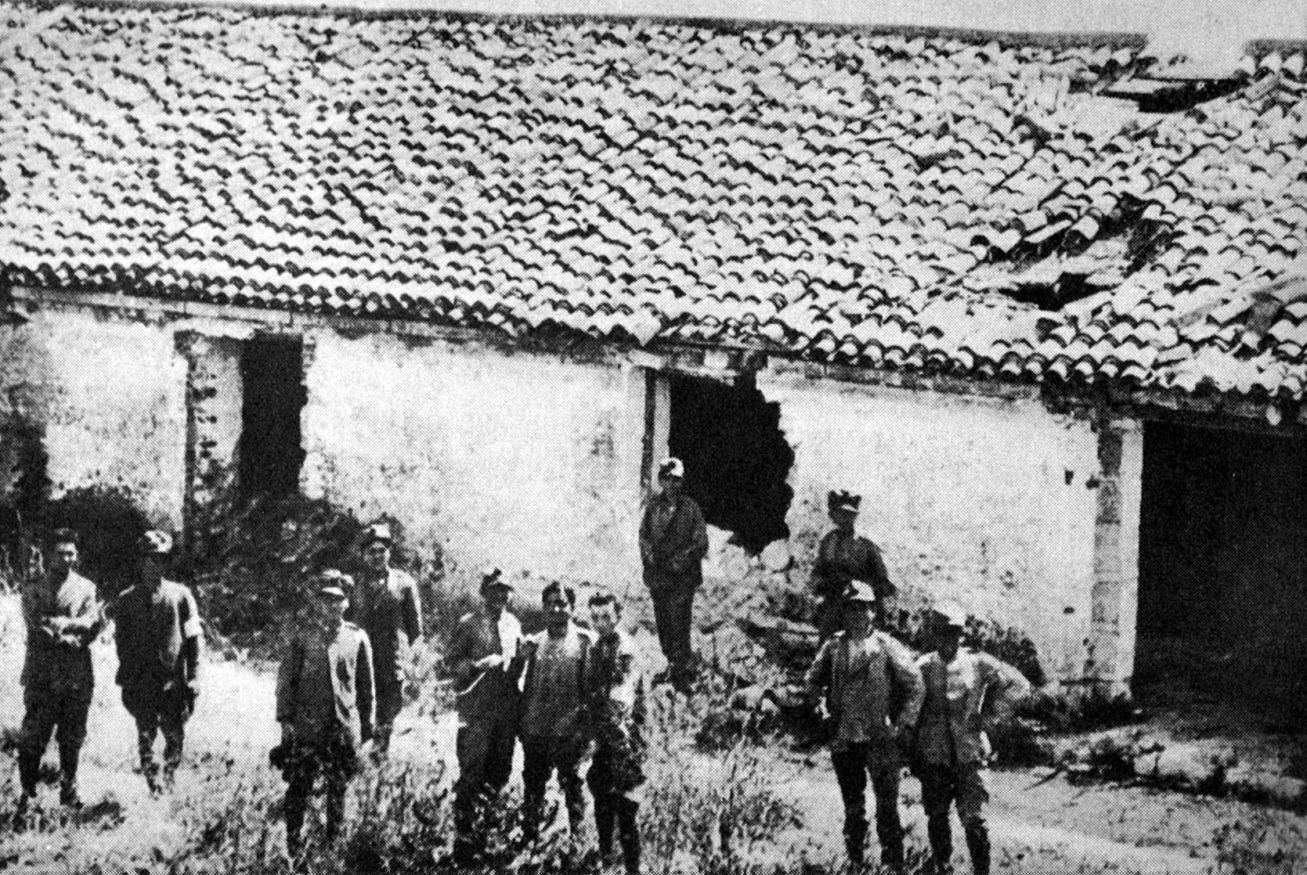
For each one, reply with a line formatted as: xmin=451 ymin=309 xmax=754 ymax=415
xmin=667 ymin=372 xmax=794 ymax=554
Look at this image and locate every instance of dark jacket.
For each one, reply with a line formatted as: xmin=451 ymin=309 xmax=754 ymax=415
xmin=276 ymin=621 xmax=376 ymax=751
xmin=114 ymin=579 xmax=203 ymax=692
xmin=639 ymin=492 xmax=709 ymax=594
xmin=346 ymin=568 xmax=422 ymax=681
xmin=809 ymin=529 xmax=893 ymax=601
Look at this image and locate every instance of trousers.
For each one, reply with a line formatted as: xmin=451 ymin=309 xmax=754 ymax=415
xmin=18 ymin=683 xmax=93 ymax=800
xmin=453 ymin=713 xmax=517 ymax=862
xmin=284 ymin=732 xmax=356 ymax=858
xmin=589 ymin=744 xmax=641 ymax=875
xmin=123 ymin=684 xmax=192 ymax=787
xmin=521 ymin=734 xmax=588 ymax=842
xmin=831 ymin=742 xmax=905 ymax=871
xmin=919 ymin=763 xmax=991 ymax=875
xmin=650 ymin=588 xmax=695 ymax=688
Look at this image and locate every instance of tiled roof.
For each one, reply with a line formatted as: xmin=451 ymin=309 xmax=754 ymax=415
xmin=3 ymin=2 xmax=1307 ymax=402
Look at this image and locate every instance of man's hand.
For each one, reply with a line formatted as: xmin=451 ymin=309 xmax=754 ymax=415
xmin=474 ymin=653 xmax=504 ymax=671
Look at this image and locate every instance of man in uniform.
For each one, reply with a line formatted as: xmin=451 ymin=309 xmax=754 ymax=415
xmin=114 ymin=529 xmax=203 ymax=792
xmin=275 ymin=571 xmax=375 ymax=860
xmin=445 ymin=567 xmax=524 ymax=864
xmin=809 ymin=490 xmax=894 ymax=643
xmin=346 ymin=521 xmax=422 ymax=754
xmin=914 ymin=603 xmax=1030 ymax=875
xmin=519 ymin=582 xmax=596 ymax=848
xmin=805 ymin=582 xmax=923 ymax=873
xmin=17 ymin=529 xmax=103 ymax=812
xmin=638 ymin=457 xmax=708 ymax=691
xmin=585 ymin=591 xmax=645 ymax=875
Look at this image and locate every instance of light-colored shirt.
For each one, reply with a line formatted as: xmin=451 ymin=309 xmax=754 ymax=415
xmin=916 ymin=648 xmax=1031 ymax=766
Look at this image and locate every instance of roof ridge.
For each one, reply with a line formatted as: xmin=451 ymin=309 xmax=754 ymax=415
xmin=4 ymin=0 xmax=1153 ymax=48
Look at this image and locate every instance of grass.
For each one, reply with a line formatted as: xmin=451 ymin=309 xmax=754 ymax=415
xmin=3 ymin=588 xmax=1306 ymax=874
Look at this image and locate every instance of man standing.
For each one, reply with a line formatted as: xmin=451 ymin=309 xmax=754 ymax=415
xmin=805 ymin=583 xmax=923 ymax=873
xmin=519 ymin=582 xmax=596 ymax=847
xmin=809 ymin=491 xmax=894 ymax=643
xmin=275 ymin=572 xmax=375 ymax=860
xmin=914 ymin=603 xmax=1030 ymax=875
xmin=585 ymin=592 xmax=645 ymax=875
xmin=346 ymin=521 xmax=422 ymax=754
xmin=17 ymin=529 xmax=102 ymax=812
xmin=446 ymin=567 xmax=524 ymax=864
xmin=638 ymin=457 xmax=708 ymax=691
xmin=114 ymin=530 xmax=203 ymax=793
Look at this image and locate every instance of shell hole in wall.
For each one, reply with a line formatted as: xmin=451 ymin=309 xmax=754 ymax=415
xmin=667 ymin=372 xmax=794 ymax=555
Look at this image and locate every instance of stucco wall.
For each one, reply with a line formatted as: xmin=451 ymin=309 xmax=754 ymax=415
xmin=0 ymin=308 xmax=187 ymax=528
xmin=757 ymin=369 xmax=1106 ymax=685
xmin=301 ymin=329 xmax=647 ymax=592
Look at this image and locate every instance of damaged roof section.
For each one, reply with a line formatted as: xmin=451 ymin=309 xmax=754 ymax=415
xmin=1 ymin=2 xmax=1307 ymax=405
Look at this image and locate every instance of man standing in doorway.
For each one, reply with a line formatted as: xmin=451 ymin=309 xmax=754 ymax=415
xmin=346 ymin=521 xmax=422 ymax=755
xmin=805 ymin=583 xmax=923 ymax=873
xmin=446 ymin=567 xmax=524 ymax=865
xmin=114 ymin=530 xmax=203 ymax=793
xmin=275 ymin=571 xmax=375 ymax=860
xmin=519 ymin=582 xmax=595 ymax=849
xmin=639 ymin=457 xmax=708 ymax=692
xmin=809 ymin=490 xmax=894 ymax=643
xmin=17 ymin=529 xmax=103 ymax=813
xmin=914 ymin=602 xmax=1030 ymax=875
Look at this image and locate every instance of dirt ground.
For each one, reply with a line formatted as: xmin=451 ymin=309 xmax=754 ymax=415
xmin=1 ymin=596 xmax=1304 ymax=874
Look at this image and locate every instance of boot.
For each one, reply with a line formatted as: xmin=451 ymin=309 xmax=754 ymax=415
xmin=963 ymin=821 xmax=990 ymax=875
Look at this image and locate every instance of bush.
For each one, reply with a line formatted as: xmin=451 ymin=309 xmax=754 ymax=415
xmin=1017 ymin=687 xmax=1144 ymax=735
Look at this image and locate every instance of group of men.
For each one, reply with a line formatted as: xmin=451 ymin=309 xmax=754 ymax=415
xmin=800 ymin=483 xmax=1032 ymax=875
xmin=445 ymin=570 xmax=646 ymax=873
xmin=15 ymin=473 xmax=1030 ymax=875
xmin=17 ymin=527 xmax=202 ymax=811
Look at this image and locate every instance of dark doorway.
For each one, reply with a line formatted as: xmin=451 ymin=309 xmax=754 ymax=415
xmin=238 ymin=336 xmax=306 ymax=501
xmin=667 ymin=373 xmax=794 ymax=554
xmin=1136 ymin=421 xmax=1307 ymax=726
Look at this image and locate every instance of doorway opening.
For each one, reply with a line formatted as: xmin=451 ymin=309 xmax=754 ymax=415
xmin=1136 ymin=420 xmax=1307 ymax=727
xmin=237 ymin=336 xmax=306 ymax=502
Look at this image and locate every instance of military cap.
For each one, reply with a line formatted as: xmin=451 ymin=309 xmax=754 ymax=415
xmin=317 ymin=569 xmax=353 ymax=600
xmin=842 ymin=581 xmax=878 ymax=604
xmin=658 ymin=457 xmax=685 ymax=478
xmin=827 ymin=490 xmax=861 ymax=513
xmin=479 ymin=566 xmax=512 ymax=592
xmin=931 ymin=600 xmax=969 ymax=628
xmin=139 ymin=529 xmax=173 ymax=555
xmin=359 ymin=521 xmax=394 ymax=549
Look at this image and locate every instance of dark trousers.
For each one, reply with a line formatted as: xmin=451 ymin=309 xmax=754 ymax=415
xmin=123 ymin=685 xmax=191 ymax=788
xmin=284 ymin=733 xmax=355 ymax=858
xmin=919 ymin=763 xmax=991 ymax=875
xmin=831 ymin=742 xmax=905 ymax=870
xmin=373 ymin=666 xmax=403 ymax=754
xmin=521 ymin=734 xmax=588 ymax=842
xmin=18 ymin=684 xmax=93 ymax=800
xmin=650 ymin=588 xmax=695 ymax=688
xmin=588 ymin=745 xmax=640 ymax=875
xmin=453 ymin=714 xmax=518 ymax=862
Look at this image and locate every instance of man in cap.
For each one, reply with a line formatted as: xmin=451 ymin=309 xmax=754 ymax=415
xmin=345 ymin=521 xmax=422 ymax=755
xmin=810 ymin=490 xmax=894 ymax=643
xmin=638 ymin=457 xmax=708 ymax=691
xmin=17 ymin=529 xmax=103 ymax=812
xmin=275 ymin=571 xmax=375 ymax=860
xmin=805 ymin=582 xmax=923 ymax=873
xmin=519 ymin=581 xmax=596 ymax=848
xmin=114 ymin=529 xmax=203 ymax=792
xmin=913 ymin=602 xmax=1030 ymax=875
xmin=585 ymin=591 xmax=645 ymax=875
xmin=445 ymin=567 xmax=525 ymax=864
